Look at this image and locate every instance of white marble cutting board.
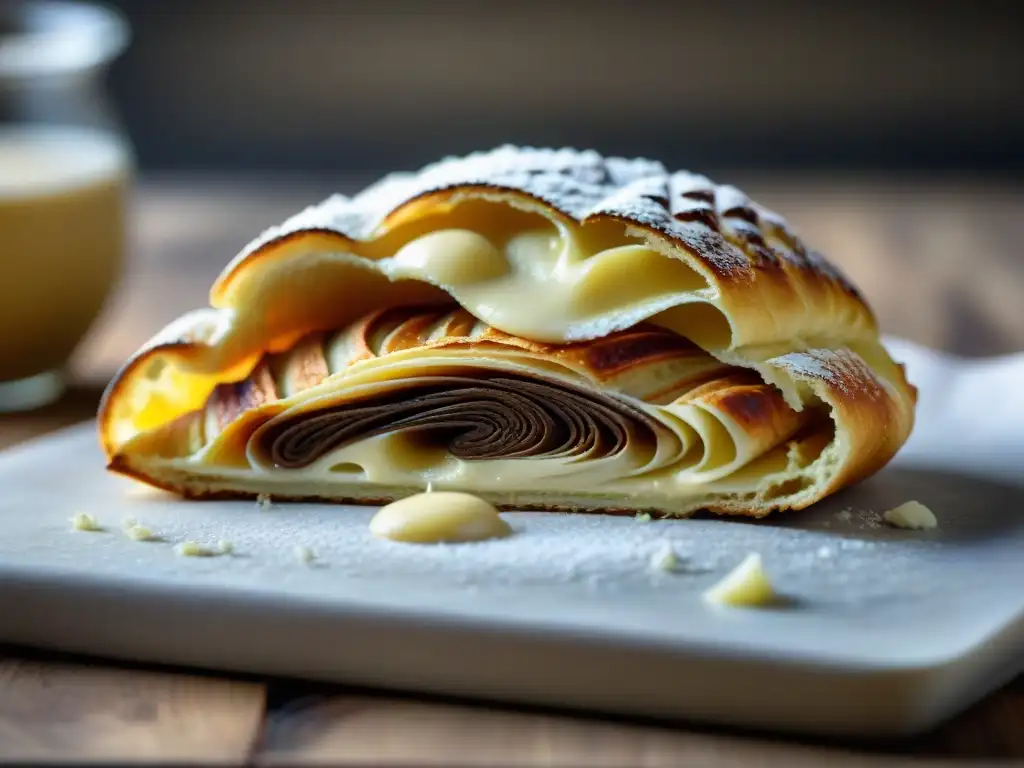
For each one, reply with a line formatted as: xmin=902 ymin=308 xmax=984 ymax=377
xmin=0 ymin=338 xmax=1021 ymax=738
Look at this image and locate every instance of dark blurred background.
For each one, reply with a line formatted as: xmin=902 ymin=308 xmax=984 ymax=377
xmin=106 ymin=0 xmax=1023 ymax=178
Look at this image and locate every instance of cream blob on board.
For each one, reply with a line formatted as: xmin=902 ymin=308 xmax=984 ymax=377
xmin=369 ymin=491 xmax=513 ymax=544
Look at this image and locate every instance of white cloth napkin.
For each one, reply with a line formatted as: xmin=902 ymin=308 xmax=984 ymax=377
xmin=883 ymin=337 xmax=1024 ymax=484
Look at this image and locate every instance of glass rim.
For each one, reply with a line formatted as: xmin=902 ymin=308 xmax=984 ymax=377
xmin=0 ymin=0 xmax=129 ymax=81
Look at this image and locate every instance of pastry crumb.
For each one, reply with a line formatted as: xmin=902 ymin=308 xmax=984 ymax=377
xmin=635 ymin=512 xmax=652 ymax=523
xmin=883 ymin=501 xmax=937 ymax=530
xmin=125 ymin=525 xmax=157 ymax=542
xmin=121 ymin=516 xmax=158 ymax=541
xmin=703 ymin=553 xmax=778 ymax=608
xmin=71 ymin=512 xmax=102 ymax=532
xmin=649 ymin=541 xmax=678 ymax=572
xmin=256 ymin=493 xmax=273 ymax=509
xmin=175 ymin=541 xmax=217 ymax=557
xmin=295 ymin=545 xmax=316 ymax=564
xmin=217 ymin=539 xmax=234 ymax=555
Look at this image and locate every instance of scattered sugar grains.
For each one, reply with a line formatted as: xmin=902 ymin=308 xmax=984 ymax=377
xmin=703 ymin=553 xmax=778 ymax=608
xmin=884 ymin=501 xmax=937 ymax=530
xmin=125 ymin=525 xmax=157 ymax=542
xmin=835 ymin=506 xmax=883 ymax=530
xmin=70 ymin=512 xmax=102 ymax=532
xmin=120 ymin=516 xmax=158 ymax=541
xmin=174 ymin=541 xmax=218 ymax=558
xmin=862 ymin=511 xmax=884 ymax=529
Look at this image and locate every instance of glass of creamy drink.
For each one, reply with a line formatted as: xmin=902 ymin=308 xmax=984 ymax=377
xmin=0 ymin=1 xmax=131 ymax=411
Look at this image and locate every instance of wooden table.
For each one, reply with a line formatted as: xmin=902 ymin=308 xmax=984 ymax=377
xmin=1 ymin=176 xmax=1022 ymax=765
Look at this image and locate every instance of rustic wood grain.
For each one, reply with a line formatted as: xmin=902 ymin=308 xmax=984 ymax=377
xmin=0 ymin=657 xmax=266 ymax=763
xmin=1 ymin=177 xmax=1021 ymax=766
xmin=0 ymin=385 xmax=102 ymax=451
xmin=910 ymin=675 xmax=1024 ymax=760
xmin=254 ymin=694 xmax=1009 ymax=767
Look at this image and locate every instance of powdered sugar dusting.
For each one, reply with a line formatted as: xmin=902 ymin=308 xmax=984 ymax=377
xmin=770 ymin=347 xmax=880 ymax=397
xmin=230 ymin=146 xmax=851 ymax=285
xmin=25 ymin=461 xmax=1007 ymax=615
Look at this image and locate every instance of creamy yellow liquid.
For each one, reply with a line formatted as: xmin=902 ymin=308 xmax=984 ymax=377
xmin=369 ymin=491 xmax=513 ymax=543
xmin=0 ymin=127 xmax=130 ymax=382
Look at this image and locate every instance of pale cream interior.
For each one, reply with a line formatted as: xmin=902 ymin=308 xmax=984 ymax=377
xmin=377 ymin=218 xmax=715 ymax=345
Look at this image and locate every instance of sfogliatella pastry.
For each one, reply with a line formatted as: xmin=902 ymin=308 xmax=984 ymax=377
xmin=98 ymin=147 xmax=916 ymax=517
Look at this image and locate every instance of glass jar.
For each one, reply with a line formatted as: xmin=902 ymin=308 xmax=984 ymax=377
xmin=0 ymin=0 xmax=131 ymax=411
